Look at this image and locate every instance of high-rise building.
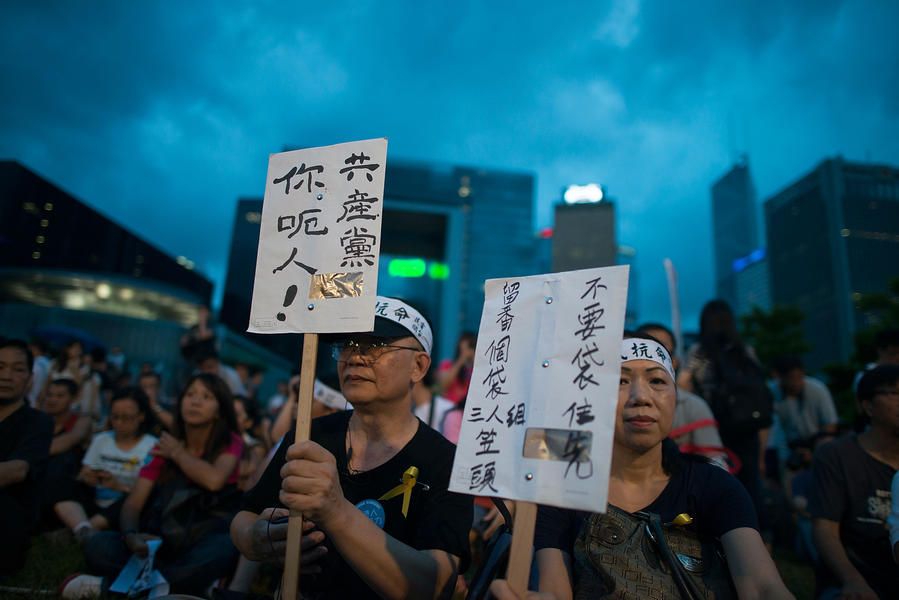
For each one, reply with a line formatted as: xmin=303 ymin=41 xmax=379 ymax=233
xmin=222 ymin=159 xmax=537 ymax=361
xmin=548 ymin=191 xmax=638 ymax=324
xmin=551 ymin=200 xmax=617 ymax=272
xmin=765 ymin=157 xmax=899 ymax=370
xmin=732 ymin=248 xmax=770 ymax=316
xmin=711 ymin=157 xmax=759 ymax=307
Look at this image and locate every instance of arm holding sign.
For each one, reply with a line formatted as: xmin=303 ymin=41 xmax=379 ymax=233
xmin=280 ymin=440 xmax=461 ymax=600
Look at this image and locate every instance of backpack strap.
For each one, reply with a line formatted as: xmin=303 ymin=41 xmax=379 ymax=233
xmin=677 ymin=444 xmax=743 ymax=475
xmin=669 ymin=418 xmax=718 ymax=440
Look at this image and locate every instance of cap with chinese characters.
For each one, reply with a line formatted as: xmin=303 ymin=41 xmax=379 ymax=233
xmin=620 ymin=337 xmax=675 ymax=381
xmin=365 ymin=296 xmax=433 ymax=355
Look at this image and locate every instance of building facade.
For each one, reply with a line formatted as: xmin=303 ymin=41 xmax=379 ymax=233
xmin=764 ymin=157 xmax=899 ymax=370
xmin=222 ymin=160 xmax=538 ymax=362
xmin=711 ymin=157 xmax=760 ymax=308
xmin=732 ymin=248 xmax=771 ymax=316
xmin=0 ymin=161 xmax=291 ymax=394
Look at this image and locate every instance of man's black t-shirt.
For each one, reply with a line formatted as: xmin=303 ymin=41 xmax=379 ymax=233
xmin=0 ymin=403 xmax=53 ymax=516
xmin=808 ymin=434 xmax=898 ymax=597
xmin=241 ymin=410 xmax=473 ymax=599
xmin=535 ymin=458 xmax=758 ymax=554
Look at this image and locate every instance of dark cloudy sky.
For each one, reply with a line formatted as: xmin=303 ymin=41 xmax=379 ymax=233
xmin=2 ymin=0 xmax=897 ymax=329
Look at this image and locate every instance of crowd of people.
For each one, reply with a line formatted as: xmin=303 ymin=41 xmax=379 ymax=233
xmin=1 ymin=297 xmax=898 ymax=599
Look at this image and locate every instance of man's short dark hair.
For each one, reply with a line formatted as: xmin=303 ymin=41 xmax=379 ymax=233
xmin=772 ymin=355 xmax=804 ymax=377
xmin=857 ymin=364 xmax=899 ymax=403
xmin=0 ymin=338 xmax=34 ymax=372
xmin=637 ymin=323 xmax=675 ymax=353
xmin=50 ymin=377 xmax=79 ymax=398
xmin=875 ymin=329 xmax=899 ymax=350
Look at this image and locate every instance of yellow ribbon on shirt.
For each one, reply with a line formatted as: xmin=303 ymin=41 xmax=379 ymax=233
xmin=672 ymin=513 xmax=693 ymax=527
xmin=379 ymin=466 xmax=419 ymax=518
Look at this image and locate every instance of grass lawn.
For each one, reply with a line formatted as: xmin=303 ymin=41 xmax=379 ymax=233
xmin=0 ymin=534 xmax=86 ymax=598
xmin=1 ymin=530 xmax=818 ymax=600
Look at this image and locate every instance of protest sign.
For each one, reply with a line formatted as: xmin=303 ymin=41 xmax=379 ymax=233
xmin=247 ymin=138 xmax=388 ymax=600
xmin=448 ymin=265 xmax=629 ymax=594
xmin=248 ymin=138 xmax=387 ymax=334
xmin=109 ymin=538 xmax=169 ymax=598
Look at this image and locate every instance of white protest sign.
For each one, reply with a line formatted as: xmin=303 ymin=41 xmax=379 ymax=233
xmin=449 ymin=265 xmax=629 ymax=512
xmin=249 ymin=138 xmax=388 ymax=334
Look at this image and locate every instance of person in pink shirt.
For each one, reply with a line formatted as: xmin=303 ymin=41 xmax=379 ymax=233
xmin=65 ymin=373 xmax=243 ymax=598
xmin=437 ymin=332 xmax=477 ymax=404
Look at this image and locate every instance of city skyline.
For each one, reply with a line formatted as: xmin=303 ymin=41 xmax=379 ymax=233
xmin=2 ymin=1 xmax=898 ymax=331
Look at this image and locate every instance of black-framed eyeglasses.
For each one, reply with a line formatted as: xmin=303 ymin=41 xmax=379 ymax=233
xmin=330 ymin=340 xmax=421 ymax=364
xmin=874 ymin=388 xmax=899 ymax=399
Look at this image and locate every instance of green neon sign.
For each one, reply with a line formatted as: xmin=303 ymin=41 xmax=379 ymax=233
xmin=388 ymin=258 xmax=426 ymax=278
xmin=429 ymin=262 xmax=450 ymax=280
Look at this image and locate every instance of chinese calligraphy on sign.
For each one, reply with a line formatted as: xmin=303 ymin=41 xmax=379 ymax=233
xmin=449 ymin=266 xmax=629 ymax=512
xmin=248 ymin=138 xmax=388 ymax=334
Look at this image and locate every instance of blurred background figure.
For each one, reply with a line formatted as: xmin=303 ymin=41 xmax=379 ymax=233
xmin=437 ymin=331 xmax=476 ymax=404
xmin=412 ymin=367 xmax=453 ymax=435
xmin=638 ymin=322 xmax=729 ymax=470
xmin=179 ymin=304 xmax=217 ymax=366
xmin=678 ymin=300 xmax=773 ymax=527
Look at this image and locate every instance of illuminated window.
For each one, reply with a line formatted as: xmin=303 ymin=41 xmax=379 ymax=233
xmin=44 ymin=202 xmax=53 ymax=211
xmin=32 ymin=251 xmax=41 ymax=259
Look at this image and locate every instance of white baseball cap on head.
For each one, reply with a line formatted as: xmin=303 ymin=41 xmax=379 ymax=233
xmin=326 ymin=296 xmax=433 ymax=356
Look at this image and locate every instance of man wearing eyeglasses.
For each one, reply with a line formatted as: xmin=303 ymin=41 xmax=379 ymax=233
xmin=231 ymin=296 xmax=473 ymax=600
xmin=808 ymin=364 xmax=899 ymax=600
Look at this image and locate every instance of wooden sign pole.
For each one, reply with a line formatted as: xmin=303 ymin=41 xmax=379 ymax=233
xmin=506 ymin=500 xmax=537 ymax=597
xmin=281 ymin=333 xmax=319 ymax=600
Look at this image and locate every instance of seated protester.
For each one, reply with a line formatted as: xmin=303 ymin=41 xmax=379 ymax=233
xmin=66 ymin=373 xmax=244 ymax=598
xmin=809 ymin=364 xmax=899 ymax=599
xmin=412 ymin=368 xmax=454 ymax=436
xmin=495 ymin=333 xmax=792 ymax=600
xmin=139 ymin=370 xmax=174 ymax=432
xmin=270 ymin=376 xmax=345 ymax=446
xmin=234 ymin=395 xmax=267 ymax=491
xmin=638 ymin=323 xmax=729 ymax=469
xmin=231 ymin=296 xmax=473 ymax=599
xmin=40 ymin=377 xmax=93 ymax=530
xmin=771 ymin=355 xmax=839 ymax=448
xmin=0 ymin=339 xmax=53 ymax=575
xmin=197 ymin=349 xmax=248 ymax=398
xmin=54 ymin=387 xmax=158 ymax=540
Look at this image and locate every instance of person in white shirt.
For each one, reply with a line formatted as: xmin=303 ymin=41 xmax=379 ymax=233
xmin=54 ymin=386 xmax=158 ymax=541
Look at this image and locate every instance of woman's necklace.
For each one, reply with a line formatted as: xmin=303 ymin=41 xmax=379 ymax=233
xmin=346 ymin=427 xmax=364 ymax=475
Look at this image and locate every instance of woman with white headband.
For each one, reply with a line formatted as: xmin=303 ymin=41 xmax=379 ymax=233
xmin=492 ymin=332 xmax=792 ymax=600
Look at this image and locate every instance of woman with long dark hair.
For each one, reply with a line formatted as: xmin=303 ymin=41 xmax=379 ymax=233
xmin=67 ymin=373 xmax=244 ymax=597
xmin=677 ymin=300 xmax=773 ymax=527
